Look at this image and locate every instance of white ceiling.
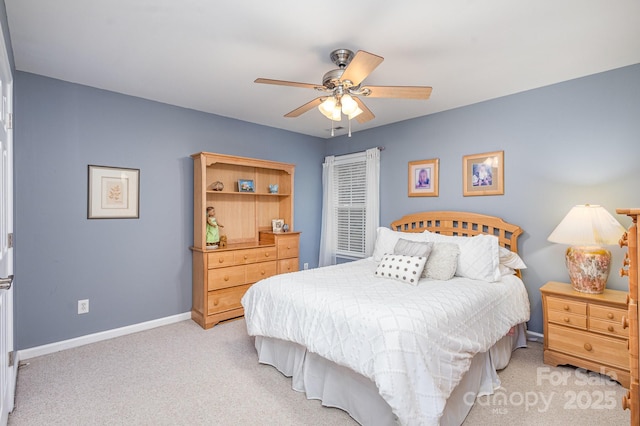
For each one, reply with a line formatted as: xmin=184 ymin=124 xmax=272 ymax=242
xmin=5 ymin=0 xmax=640 ymax=139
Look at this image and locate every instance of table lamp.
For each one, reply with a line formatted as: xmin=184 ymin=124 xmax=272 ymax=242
xmin=547 ymin=204 xmax=626 ymax=294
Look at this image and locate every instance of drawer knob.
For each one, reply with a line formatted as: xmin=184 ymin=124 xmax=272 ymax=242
xmin=563 ymin=317 xmax=570 ymax=323
xmin=224 ymin=276 xmax=229 ymax=281
xmin=261 ymin=270 xmax=266 ymax=275
xmin=218 ymin=258 xmax=224 ymax=263
xmin=563 ymin=305 xmax=570 ymax=311
xmin=608 ymin=325 xmax=614 ymax=332
xmin=607 ymin=312 xmax=614 ymax=319
xmin=213 ymin=299 xmax=219 ymax=306
xmin=622 ymin=391 xmax=631 ymax=410
xmin=584 ymin=343 xmax=592 ymax=351
xmin=244 ymin=255 xmax=248 ymax=260
xmin=287 ymin=245 xmax=291 ymax=249
xmin=622 ymin=316 xmax=629 ymax=329
xmin=265 ymin=253 xmax=270 ymax=257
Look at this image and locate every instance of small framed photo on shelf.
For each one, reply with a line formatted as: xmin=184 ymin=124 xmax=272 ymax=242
xmin=238 ymin=179 xmax=255 ymax=193
xmin=272 ymin=219 xmax=284 ymax=233
xmin=408 ymin=158 xmax=439 ymax=197
xmin=462 ymin=150 xmax=504 ymax=196
xmin=87 ymin=165 xmax=140 ymax=219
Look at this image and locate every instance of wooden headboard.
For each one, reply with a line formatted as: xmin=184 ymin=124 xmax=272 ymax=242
xmin=390 ymin=211 xmax=523 ymax=254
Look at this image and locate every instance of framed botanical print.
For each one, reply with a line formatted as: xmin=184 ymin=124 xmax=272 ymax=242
xmin=88 ymin=165 xmax=140 ymax=219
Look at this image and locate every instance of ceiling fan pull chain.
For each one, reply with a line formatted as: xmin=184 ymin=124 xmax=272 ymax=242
xmin=331 ymin=118 xmax=335 ymax=137
xmin=348 ymin=117 xmax=352 ymax=137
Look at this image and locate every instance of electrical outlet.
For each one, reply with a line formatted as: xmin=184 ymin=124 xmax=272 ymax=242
xmin=78 ymin=299 xmax=89 ymax=314
xmin=303 ymin=263 xmax=309 ymax=270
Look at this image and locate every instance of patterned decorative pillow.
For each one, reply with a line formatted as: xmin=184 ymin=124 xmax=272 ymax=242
xmin=374 ymin=254 xmax=428 ymax=285
xmin=424 ymin=243 xmax=460 ymax=280
xmin=393 ymin=239 xmax=433 ymax=277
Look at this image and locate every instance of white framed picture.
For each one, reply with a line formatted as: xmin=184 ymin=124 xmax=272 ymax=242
xmin=272 ymin=219 xmax=284 ymax=232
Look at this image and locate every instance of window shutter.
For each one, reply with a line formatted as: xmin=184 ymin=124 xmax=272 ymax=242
xmin=334 ymin=158 xmax=367 ymax=258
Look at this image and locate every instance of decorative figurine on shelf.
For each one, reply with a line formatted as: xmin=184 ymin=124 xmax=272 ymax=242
xmin=211 ymin=181 xmax=224 ymax=191
xmin=219 ymin=235 xmax=227 ymax=248
xmin=269 ymin=184 xmax=279 ymax=194
xmin=282 ymin=224 xmax=290 ymax=232
xmin=206 ymin=206 xmax=224 ymax=249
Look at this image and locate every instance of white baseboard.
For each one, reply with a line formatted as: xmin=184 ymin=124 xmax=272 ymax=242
xmin=17 ymin=312 xmax=191 ymax=361
xmin=526 ymin=330 xmax=544 ymax=342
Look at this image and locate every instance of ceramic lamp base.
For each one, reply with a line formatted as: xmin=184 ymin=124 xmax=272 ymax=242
xmin=565 ymin=246 xmax=611 ymax=294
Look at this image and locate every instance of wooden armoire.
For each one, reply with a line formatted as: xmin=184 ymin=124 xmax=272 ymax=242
xmin=617 ymin=208 xmax=639 ymax=424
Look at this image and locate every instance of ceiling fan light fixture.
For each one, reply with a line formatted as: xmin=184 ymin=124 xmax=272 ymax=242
xmin=340 ymin=94 xmax=358 ymax=115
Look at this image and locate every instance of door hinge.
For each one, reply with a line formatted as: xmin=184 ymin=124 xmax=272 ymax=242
xmin=7 ymin=113 xmax=12 ymax=130
xmin=7 ymin=232 xmax=13 ymax=248
xmin=8 ymin=351 xmax=14 ymax=367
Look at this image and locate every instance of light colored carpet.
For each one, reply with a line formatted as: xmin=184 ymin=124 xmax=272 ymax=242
xmin=8 ymin=319 xmax=630 ymax=425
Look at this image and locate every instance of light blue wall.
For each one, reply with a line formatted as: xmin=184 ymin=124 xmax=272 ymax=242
xmin=326 ymin=64 xmax=640 ymax=334
xmin=10 ymin=41 xmax=639 ymax=347
xmin=14 ymin=72 xmax=325 ymax=349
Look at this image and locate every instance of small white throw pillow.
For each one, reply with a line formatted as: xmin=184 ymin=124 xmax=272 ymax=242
xmin=375 ymin=254 xmax=427 ymax=285
xmin=424 ymin=243 xmax=460 ymax=280
xmin=393 ymin=239 xmax=433 ymax=277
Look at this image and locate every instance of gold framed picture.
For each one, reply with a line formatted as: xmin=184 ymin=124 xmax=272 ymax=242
xmin=462 ymin=150 xmax=504 ymax=196
xmin=408 ymin=158 xmax=439 ymax=197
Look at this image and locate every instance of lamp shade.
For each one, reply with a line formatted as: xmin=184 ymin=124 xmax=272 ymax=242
xmin=547 ymin=204 xmax=625 ymax=246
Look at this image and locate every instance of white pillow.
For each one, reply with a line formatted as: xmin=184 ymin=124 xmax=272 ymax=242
xmin=424 ymin=243 xmax=460 ymax=280
xmin=499 ymin=264 xmax=516 ymax=276
xmin=499 ymin=246 xmax=527 ymax=269
xmin=374 ymin=254 xmax=428 ymax=285
xmin=372 ymin=227 xmax=429 ymax=262
xmin=422 ymin=233 xmax=501 ymax=282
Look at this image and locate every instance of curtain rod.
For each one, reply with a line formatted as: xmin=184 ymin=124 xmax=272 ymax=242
xmin=334 ymin=146 xmax=385 ymax=157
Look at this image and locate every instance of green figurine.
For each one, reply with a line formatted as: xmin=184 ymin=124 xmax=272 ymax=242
xmin=206 ymin=206 xmax=224 ymax=247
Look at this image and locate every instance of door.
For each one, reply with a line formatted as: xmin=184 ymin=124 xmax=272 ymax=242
xmin=0 ymin=23 xmax=14 ymax=425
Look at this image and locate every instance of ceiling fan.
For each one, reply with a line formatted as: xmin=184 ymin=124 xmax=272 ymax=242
xmin=255 ymin=49 xmax=432 ymax=135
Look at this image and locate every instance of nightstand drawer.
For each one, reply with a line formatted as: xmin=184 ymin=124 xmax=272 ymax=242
xmin=548 ymin=323 xmax=629 ymax=369
xmin=589 ymin=304 xmax=627 ymax=322
xmin=277 ymin=237 xmax=299 ymax=259
xmin=589 ymin=317 xmax=629 ymax=338
xmin=547 ymin=296 xmax=587 ymax=315
xmin=278 ymin=258 xmax=299 ymax=274
xmin=547 ymin=309 xmax=587 ymax=329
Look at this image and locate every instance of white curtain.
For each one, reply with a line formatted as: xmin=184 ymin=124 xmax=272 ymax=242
xmin=364 ymin=147 xmax=380 ymax=257
xmin=318 ymin=148 xmax=380 ymax=266
xmin=318 ymin=155 xmax=336 ymax=267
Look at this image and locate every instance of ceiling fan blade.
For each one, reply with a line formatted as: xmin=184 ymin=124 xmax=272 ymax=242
xmin=255 ymin=78 xmax=320 ymax=90
xmin=284 ymin=97 xmax=324 ymax=118
xmin=340 ymin=51 xmax=384 ymax=86
xmin=363 ymin=85 xmax=432 ymax=100
xmin=353 ymin=97 xmax=375 ymax=124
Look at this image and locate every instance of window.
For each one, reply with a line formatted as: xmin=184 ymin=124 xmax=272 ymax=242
xmin=334 ymin=157 xmax=367 ymax=258
xmin=319 ymin=148 xmax=380 ymax=266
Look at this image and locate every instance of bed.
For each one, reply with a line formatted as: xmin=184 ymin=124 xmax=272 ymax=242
xmin=241 ymin=211 xmax=530 ymax=425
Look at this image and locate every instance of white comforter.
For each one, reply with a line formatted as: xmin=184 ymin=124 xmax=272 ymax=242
xmin=241 ymin=258 xmax=530 ymax=425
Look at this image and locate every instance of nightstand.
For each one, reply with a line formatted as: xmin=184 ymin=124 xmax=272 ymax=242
xmin=541 ymin=281 xmax=630 ymax=388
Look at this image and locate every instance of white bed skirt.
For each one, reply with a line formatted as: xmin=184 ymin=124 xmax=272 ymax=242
xmin=254 ymin=323 xmax=527 ymax=426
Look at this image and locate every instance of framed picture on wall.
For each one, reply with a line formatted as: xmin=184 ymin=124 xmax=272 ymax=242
xmin=408 ymin=158 xmax=439 ymax=197
xmin=87 ymin=165 xmax=140 ymax=219
xmin=462 ymin=150 xmax=504 ymax=196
